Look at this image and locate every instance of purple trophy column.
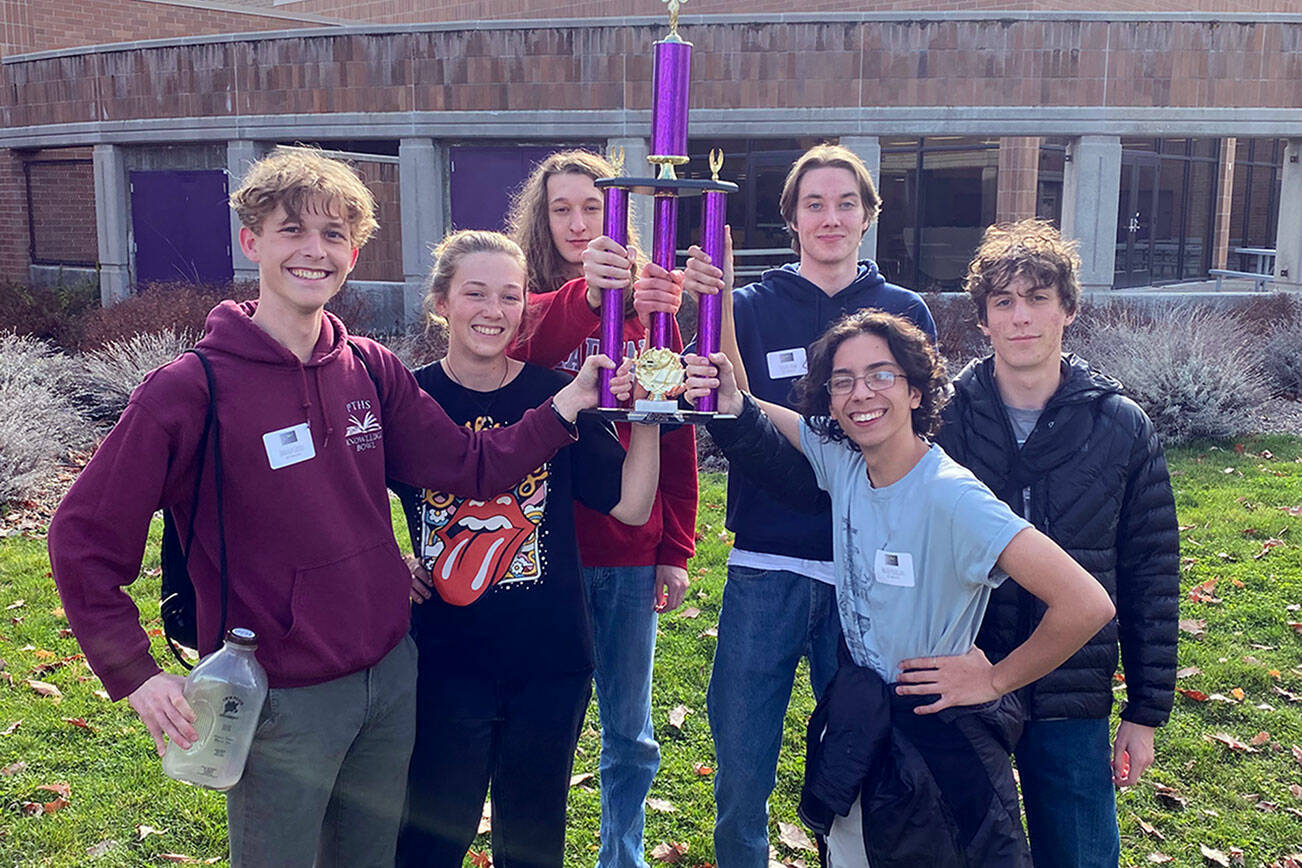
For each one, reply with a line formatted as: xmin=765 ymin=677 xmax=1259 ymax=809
xmin=696 ymin=190 xmax=726 ymax=413
xmin=650 ymin=193 xmax=678 ymax=348
xmin=649 ymin=40 xmax=691 ymax=159
xmin=599 ymin=185 xmax=629 ymax=408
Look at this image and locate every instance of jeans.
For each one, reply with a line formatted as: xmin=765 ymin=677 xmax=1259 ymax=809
xmin=707 ymin=566 xmax=842 ymax=868
xmin=397 ymin=668 xmax=593 ymax=868
xmin=226 ymin=636 xmax=418 ymax=868
xmin=1015 ymin=717 xmax=1121 ymax=868
xmin=586 ymin=565 xmax=661 ymax=868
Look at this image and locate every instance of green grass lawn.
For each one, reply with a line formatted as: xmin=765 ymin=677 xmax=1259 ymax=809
xmin=2 ymin=436 xmax=1302 ymax=866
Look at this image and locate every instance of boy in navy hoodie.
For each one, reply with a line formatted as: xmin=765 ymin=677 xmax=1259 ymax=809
xmin=642 ymin=144 xmax=936 ymax=867
xmin=49 ymin=149 xmax=607 ymax=867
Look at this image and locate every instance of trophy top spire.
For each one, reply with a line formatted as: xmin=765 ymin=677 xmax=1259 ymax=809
xmin=608 ymin=145 xmax=626 ymax=176
xmin=663 ymin=0 xmax=686 ymax=42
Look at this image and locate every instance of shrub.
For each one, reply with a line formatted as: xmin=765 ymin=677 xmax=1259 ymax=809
xmin=0 ymin=280 xmax=100 ymax=348
xmin=1075 ymin=306 xmax=1268 ymax=443
xmin=0 ymin=333 xmax=90 ymax=506
xmin=81 ymin=281 xmax=257 ymax=350
xmin=76 ymin=329 xmax=198 ymax=422
xmin=1262 ymin=319 xmax=1302 ymax=398
xmin=373 ymin=323 xmax=448 ymax=370
xmin=922 ymin=292 xmax=986 ymax=374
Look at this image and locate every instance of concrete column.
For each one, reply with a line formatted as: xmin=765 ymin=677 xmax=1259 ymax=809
xmin=1275 ymin=138 xmax=1302 ymax=290
xmin=840 ymin=135 xmax=881 ymax=263
xmin=996 ymin=136 xmax=1041 ymax=223
xmin=399 ymin=137 xmax=447 ymax=327
xmin=93 ymin=144 xmax=131 ymax=305
xmin=607 ymin=136 xmax=652 ymax=260
xmin=1061 ymin=135 xmax=1122 ymax=292
xmin=227 ymin=140 xmax=260 ymax=285
xmin=1213 ymin=137 xmax=1237 ymax=271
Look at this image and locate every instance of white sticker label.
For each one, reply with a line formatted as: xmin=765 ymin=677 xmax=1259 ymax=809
xmin=874 ymin=549 xmax=916 ymax=588
xmin=262 ymin=422 xmax=316 ymax=470
xmin=766 ymin=347 xmax=807 ymax=380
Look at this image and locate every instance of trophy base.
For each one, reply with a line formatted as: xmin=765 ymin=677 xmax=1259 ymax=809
xmin=587 ymin=405 xmax=737 ymax=426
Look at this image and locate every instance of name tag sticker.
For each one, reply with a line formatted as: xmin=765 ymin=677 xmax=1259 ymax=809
xmin=263 ymin=422 xmax=315 ymax=470
xmin=874 ymin=550 xmax=915 ymax=588
xmin=766 ymin=347 xmax=807 ymax=380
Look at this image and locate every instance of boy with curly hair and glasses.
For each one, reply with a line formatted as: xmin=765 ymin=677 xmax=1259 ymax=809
xmin=50 ymin=148 xmax=609 ymax=867
xmin=682 ymin=309 xmax=1113 ymax=866
xmin=936 ymin=219 xmax=1179 ymax=868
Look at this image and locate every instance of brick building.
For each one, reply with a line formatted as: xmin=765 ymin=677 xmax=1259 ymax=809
xmin=2 ymin=0 xmax=1300 ymax=327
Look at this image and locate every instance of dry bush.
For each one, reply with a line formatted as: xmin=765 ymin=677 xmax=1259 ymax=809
xmin=1262 ymin=319 xmax=1302 ymax=398
xmin=1075 ymin=305 xmax=1268 ymax=443
xmin=0 ymin=333 xmax=90 ymax=506
xmin=0 ymin=280 xmax=100 ymax=349
xmin=374 ymin=323 xmax=449 ymax=370
xmin=922 ymin=292 xmax=986 ymax=374
xmin=76 ymin=329 xmax=197 ymax=422
xmin=81 ymin=281 xmax=257 ymax=350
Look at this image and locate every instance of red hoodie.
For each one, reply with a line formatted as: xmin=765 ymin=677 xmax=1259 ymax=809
xmin=49 ymin=301 xmax=577 ymax=700
xmin=511 ymin=278 xmax=697 ymax=570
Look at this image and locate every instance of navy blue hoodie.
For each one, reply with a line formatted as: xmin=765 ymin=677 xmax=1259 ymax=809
xmin=712 ymin=261 xmax=935 ymax=561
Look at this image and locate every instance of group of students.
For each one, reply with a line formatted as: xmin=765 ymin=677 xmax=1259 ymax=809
xmin=48 ymin=141 xmax=1179 ymax=868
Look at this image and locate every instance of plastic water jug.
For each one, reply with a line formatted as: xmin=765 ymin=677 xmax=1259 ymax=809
xmin=162 ymin=627 xmax=267 ymax=791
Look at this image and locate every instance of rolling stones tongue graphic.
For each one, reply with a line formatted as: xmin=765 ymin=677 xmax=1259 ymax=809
xmin=426 ymin=491 xmax=542 ymax=607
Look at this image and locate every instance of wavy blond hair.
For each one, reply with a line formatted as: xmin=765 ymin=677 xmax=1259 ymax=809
xmin=230 ymin=147 xmax=378 ymax=247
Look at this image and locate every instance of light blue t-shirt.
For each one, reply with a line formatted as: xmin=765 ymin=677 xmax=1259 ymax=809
xmin=799 ymin=421 xmax=1031 ymax=680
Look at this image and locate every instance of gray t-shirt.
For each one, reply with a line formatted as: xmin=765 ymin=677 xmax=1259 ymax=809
xmin=1004 ymin=404 xmax=1042 ymax=447
xmin=799 ymin=422 xmax=1031 ymax=680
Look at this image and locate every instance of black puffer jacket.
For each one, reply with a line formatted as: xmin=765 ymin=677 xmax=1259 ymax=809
xmin=936 ymin=354 xmax=1179 ymax=726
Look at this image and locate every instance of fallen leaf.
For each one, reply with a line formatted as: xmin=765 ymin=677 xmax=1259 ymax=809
xmin=678 ymin=607 xmax=702 ymax=619
xmin=1293 ymin=745 xmax=1302 ymax=771
xmin=63 ymin=717 xmax=96 ymax=733
xmin=92 ymin=689 xmax=110 ymax=701
xmin=1153 ymin=784 xmax=1187 ymax=810
xmin=651 ymin=842 xmax=690 ymax=863
xmin=1177 ymin=666 xmax=1202 ymax=679
xmin=699 ymin=627 xmax=718 ymax=638
xmin=570 ymin=772 xmax=594 ymax=788
xmin=668 ymin=705 xmax=691 ymax=731
xmin=157 ymin=856 xmax=221 ymax=865
xmin=477 ymin=799 xmax=491 ymax=835
xmin=1275 ymin=685 xmax=1302 ymax=703
xmin=1178 ymin=688 xmax=1209 ymax=702
xmin=646 ymin=797 xmax=677 ymax=813
xmin=4 ymin=600 xmax=24 ymax=610
xmin=1146 ymin=854 xmax=1174 ymax=864
xmin=86 ymin=839 xmax=116 ymax=857
xmin=1180 ymin=619 xmax=1207 ymax=639
xmin=1250 ymin=731 xmax=1272 ymax=746
xmin=1 ymin=720 xmax=19 ymax=735
xmin=38 ymin=782 xmax=70 ymax=799
xmin=1254 ymin=539 xmax=1287 ymax=560
xmin=27 ymin=680 xmax=62 ymax=702
xmin=1291 ymin=784 xmax=1302 ymax=800
xmin=1 ymin=761 xmax=27 ymax=776
xmin=1188 ymin=578 xmax=1221 ymax=604
xmin=777 ymin=822 xmax=816 ymax=854
xmin=1207 ymin=733 xmax=1256 ymax=752
xmin=137 ymin=824 xmax=166 ymax=840
xmin=1231 ymin=687 xmax=1247 ymax=701
xmin=1231 ymin=578 xmax=1246 ymax=588
xmin=467 ymin=850 xmax=492 ymax=868
xmin=32 ymin=648 xmax=54 ymax=660
xmin=1201 ymin=844 xmax=1230 ymax=866
xmin=693 ymin=762 xmax=713 ymax=776
xmin=1134 ymin=815 xmax=1164 ymax=840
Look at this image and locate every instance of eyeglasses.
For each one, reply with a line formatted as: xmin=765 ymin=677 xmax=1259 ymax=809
xmin=825 ymin=370 xmax=903 ymax=396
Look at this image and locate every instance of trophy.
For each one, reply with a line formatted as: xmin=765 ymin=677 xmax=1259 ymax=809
xmin=593 ymin=0 xmax=737 ymax=423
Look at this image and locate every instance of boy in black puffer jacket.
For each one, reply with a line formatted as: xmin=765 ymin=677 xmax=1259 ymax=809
xmin=935 ymin=219 xmax=1179 ymax=868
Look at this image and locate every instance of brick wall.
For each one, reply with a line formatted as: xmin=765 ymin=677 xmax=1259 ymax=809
xmin=348 ymin=160 xmax=401 ymax=282
xmin=277 ymin=0 xmax=1302 ymax=25
xmin=12 ymin=0 xmax=328 ymax=58
xmin=4 ymin=18 xmax=1298 ymax=130
xmin=996 ymin=137 xmax=1041 ymax=223
xmin=0 ymin=149 xmax=27 ymax=284
xmin=0 ymin=0 xmax=34 ymax=56
xmin=28 ymin=158 xmax=97 ymax=265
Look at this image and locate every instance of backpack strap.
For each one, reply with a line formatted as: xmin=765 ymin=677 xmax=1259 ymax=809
xmin=347 ymin=339 xmax=383 ymax=403
xmin=167 ymin=348 xmax=228 ymax=667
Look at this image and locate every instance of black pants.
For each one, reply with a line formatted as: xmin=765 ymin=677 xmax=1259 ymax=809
xmin=396 ymin=668 xmax=593 ymax=868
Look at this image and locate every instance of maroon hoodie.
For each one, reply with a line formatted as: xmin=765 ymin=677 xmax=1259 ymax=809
xmin=50 ymin=301 xmax=576 ymax=700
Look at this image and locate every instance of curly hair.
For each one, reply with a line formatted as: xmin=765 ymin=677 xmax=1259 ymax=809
xmin=964 ymin=219 xmax=1082 ymax=324
xmin=791 ymin=309 xmax=949 ymax=446
xmin=423 ymin=230 xmax=528 ymax=333
xmin=505 ymin=149 xmax=643 ymax=303
xmin=230 ymin=147 xmax=378 ymax=247
xmin=777 ymin=143 xmax=882 ymax=256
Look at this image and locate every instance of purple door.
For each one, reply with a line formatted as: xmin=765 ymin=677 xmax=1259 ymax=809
xmin=449 ymin=146 xmax=569 ymax=232
xmin=130 ymin=170 xmax=234 ymax=285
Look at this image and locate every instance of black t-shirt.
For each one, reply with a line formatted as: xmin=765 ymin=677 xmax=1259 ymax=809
xmin=392 ymin=361 xmax=623 ymax=676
